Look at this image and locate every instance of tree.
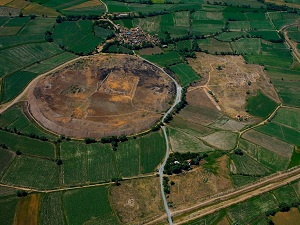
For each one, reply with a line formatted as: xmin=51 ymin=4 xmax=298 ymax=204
xmin=119 ymin=134 xmax=128 ymax=142
xmin=17 ymin=190 xmax=27 ymax=197
xmin=16 ymin=150 xmax=22 ymax=155
xmin=84 ymin=137 xmax=96 ymax=144
xmin=234 ymin=149 xmax=244 ymax=156
xmin=279 ymin=202 xmax=290 ymax=212
xmin=56 ymin=159 xmax=63 ymax=166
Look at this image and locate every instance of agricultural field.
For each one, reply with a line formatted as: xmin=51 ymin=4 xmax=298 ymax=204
xmin=201 ymin=131 xmax=237 ymax=150
xmin=39 ymin=192 xmax=65 ymax=225
xmin=63 ymin=186 xmax=119 ymax=225
xmin=53 ymin=20 xmax=103 ymax=55
xmin=271 ymin=208 xmax=300 ymax=225
xmin=1 ymin=155 xmax=59 ymax=189
xmin=197 ymin=38 xmax=232 ymax=53
xmin=245 ymin=90 xmax=279 ymax=118
xmin=0 ymin=103 xmax=56 ymax=141
xmin=142 ymin=51 xmax=182 ymax=66
xmin=0 ymin=148 xmax=15 ymax=176
xmin=0 ymin=196 xmax=19 ymax=225
xmin=169 ymin=63 xmax=201 ymax=86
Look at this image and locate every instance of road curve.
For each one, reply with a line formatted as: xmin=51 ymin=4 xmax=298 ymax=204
xmin=136 ymin=55 xmax=182 ymax=225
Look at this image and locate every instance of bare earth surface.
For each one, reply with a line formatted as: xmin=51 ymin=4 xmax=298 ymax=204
xmin=28 ymin=54 xmax=175 ymax=138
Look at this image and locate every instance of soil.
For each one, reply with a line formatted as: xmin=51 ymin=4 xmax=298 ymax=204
xmin=168 ymin=155 xmax=232 ymax=211
xmin=28 ymin=54 xmax=175 ymax=138
xmin=14 ymin=194 xmax=40 ymax=225
xmin=109 ymin=176 xmax=165 ymax=224
xmin=188 ymin=53 xmax=280 ymax=119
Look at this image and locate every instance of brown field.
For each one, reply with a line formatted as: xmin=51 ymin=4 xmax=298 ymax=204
xmin=271 ymin=208 xmax=300 ymax=225
xmin=64 ymin=0 xmax=102 ymax=10
xmin=0 ymin=0 xmax=13 ymax=6
xmin=22 ymin=3 xmax=59 ymax=16
xmin=14 ymin=194 xmax=41 ymax=225
xmin=242 ymin=130 xmax=293 ymax=158
xmin=188 ymin=53 xmax=279 ymax=119
xmin=109 ymin=176 xmax=164 ymax=224
xmin=6 ymin=0 xmax=29 ymax=9
xmin=138 ymin=46 xmax=163 ymax=55
xmin=28 ymin=54 xmax=174 ymax=138
xmin=168 ymin=155 xmax=232 ymax=211
xmin=0 ymin=6 xmax=19 ymax=16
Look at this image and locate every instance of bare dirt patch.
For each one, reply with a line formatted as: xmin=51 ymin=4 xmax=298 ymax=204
xmin=168 ymin=155 xmax=232 ymax=211
xmin=271 ymin=208 xmax=300 ymax=225
xmin=14 ymin=194 xmax=40 ymax=225
xmin=28 ymin=54 xmax=175 ymax=138
xmin=109 ymin=176 xmax=164 ymax=224
xmin=138 ymin=46 xmax=163 ymax=55
xmin=188 ymin=53 xmax=279 ymax=119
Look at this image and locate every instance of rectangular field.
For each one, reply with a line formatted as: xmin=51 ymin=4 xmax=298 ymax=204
xmin=63 ymin=186 xmax=119 ymax=225
xmin=142 ymin=51 xmax=182 ymax=67
xmin=1 ymin=155 xmax=59 ymax=189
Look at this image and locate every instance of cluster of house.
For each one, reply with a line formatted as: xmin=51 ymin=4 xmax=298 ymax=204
xmin=116 ymin=26 xmax=160 ymax=47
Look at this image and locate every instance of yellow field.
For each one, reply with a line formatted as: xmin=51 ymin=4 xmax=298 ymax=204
xmin=6 ymin=0 xmax=29 ymax=9
xmin=14 ymin=194 xmax=41 ymax=225
xmin=272 ymin=208 xmax=300 ymax=225
xmin=22 ymin=3 xmax=59 ymax=16
xmin=0 ymin=0 xmax=13 ymax=6
xmin=64 ymin=0 xmax=102 ymax=10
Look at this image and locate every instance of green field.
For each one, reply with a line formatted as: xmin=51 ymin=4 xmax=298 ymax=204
xmin=63 ymin=186 xmax=119 ymax=225
xmin=245 ymin=90 xmax=278 ymax=118
xmin=230 ymin=38 xmax=260 ymax=54
xmin=198 ymin=38 xmax=232 ymax=53
xmin=53 ymin=20 xmax=102 ymax=55
xmin=289 ymin=147 xmax=300 ymax=169
xmin=273 ymin=108 xmax=300 ymax=131
xmin=61 ymin=141 xmax=118 ymax=185
xmin=0 ymin=103 xmax=56 ymax=141
xmin=272 ymin=185 xmax=299 ymax=205
xmin=169 ymin=63 xmax=200 ymax=86
xmin=231 ymin=174 xmax=260 ymax=187
xmin=1 ymin=155 xmax=59 ymax=189
xmin=215 ymin=31 xmax=247 ymax=42
xmin=0 ymin=196 xmax=19 ymax=225
xmin=248 ymin=31 xmax=281 ymax=42
xmin=39 ymin=192 xmax=65 ymax=225
xmin=0 ymin=130 xmax=55 ymax=158
xmin=0 ymin=149 xmax=15 ymax=176
xmin=1 ymin=71 xmax=37 ymax=103
xmin=142 ymin=51 xmax=182 ymax=67
xmin=255 ymin=122 xmax=300 ymax=146
xmin=0 ymin=42 xmax=62 ymax=78
xmin=25 ymin=52 xmax=77 ymax=74
xmin=230 ymin=153 xmax=271 ymax=176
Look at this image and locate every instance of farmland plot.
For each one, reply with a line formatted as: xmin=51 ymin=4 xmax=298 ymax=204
xmin=63 ymin=186 xmax=119 ymax=225
xmin=39 ymin=192 xmax=65 ymax=225
xmin=201 ymin=131 xmax=237 ymax=150
xmin=273 ymin=107 xmax=300 ymax=131
xmin=0 ymin=196 xmax=19 ymax=225
xmin=272 ymin=185 xmax=299 ymax=204
xmin=169 ymin=63 xmax=200 ymax=86
xmin=198 ymin=38 xmax=232 ymax=53
xmin=142 ymin=51 xmax=182 ymax=66
xmin=0 ymin=149 xmax=15 ymax=177
xmin=1 ymin=155 xmax=59 ymax=189
xmin=230 ymin=38 xmax=260 ymax=55
xmin=0 ymin=130 xmax=55 ymax=158
xmin=242 ymin=130 xmax=293 ymax=158
xmin=61 ymin=142 xmax=118 ymax=185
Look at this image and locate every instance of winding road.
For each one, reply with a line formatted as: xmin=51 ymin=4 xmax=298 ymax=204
xmin=136 ymin=55 xmax=182 ymax=225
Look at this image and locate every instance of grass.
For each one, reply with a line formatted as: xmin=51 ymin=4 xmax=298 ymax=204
xmin=0 ymin=103 xmax=56 ymax=140
xmin=39 ymin=192 xmax=65 ymax=225
xmin=1 ymin=155 xmax=59 ymax=189
xmin=142 ymin=51 xmax=182 ymax=67
xmin=61 ymin=141 xmax=118 ymax=185
xmin=169 ymin=63 xmax=200 ymax=87
xmin=0 ymin=196 xmax=19 ymax=225
xmin=63 ymin=186 xmax=119 ymax=225
xmin=245 ymin=90 xmax=278 ymax=118
xmin=0 ymin=42 xmax=62 ymax=78
xmin=1 ymin=71 xmax=37 ymax=103
xmin=230 ymin=153 xmax=270 ymax=176
xmin=0 ymin=130 xmax=55 ymax=158
xmin=0 ymin=149 xmax=15 ymax=177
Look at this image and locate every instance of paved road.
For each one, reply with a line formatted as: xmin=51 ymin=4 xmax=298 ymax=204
xmin=136 ymin=55 xmax=182 ymax=225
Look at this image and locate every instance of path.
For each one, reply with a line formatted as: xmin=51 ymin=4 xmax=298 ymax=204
xmin=281 ymin=23 xmax=300 ymax=63
xmin=136 ymin=54 xmax=182 ymax=225
xmin=146 ymin=166 xmax=300 ymax=224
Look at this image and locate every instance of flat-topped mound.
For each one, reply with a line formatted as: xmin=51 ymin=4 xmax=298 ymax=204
xmin=28 ymin=54 xmax=175 ymax=138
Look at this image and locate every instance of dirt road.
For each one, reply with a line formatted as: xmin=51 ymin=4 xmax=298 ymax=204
xmin=281 ymin=23 xmax=300 ymax=63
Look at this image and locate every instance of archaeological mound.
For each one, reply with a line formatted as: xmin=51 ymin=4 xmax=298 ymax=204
xmin=28 ymin=55 xmax=175 ymax=138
